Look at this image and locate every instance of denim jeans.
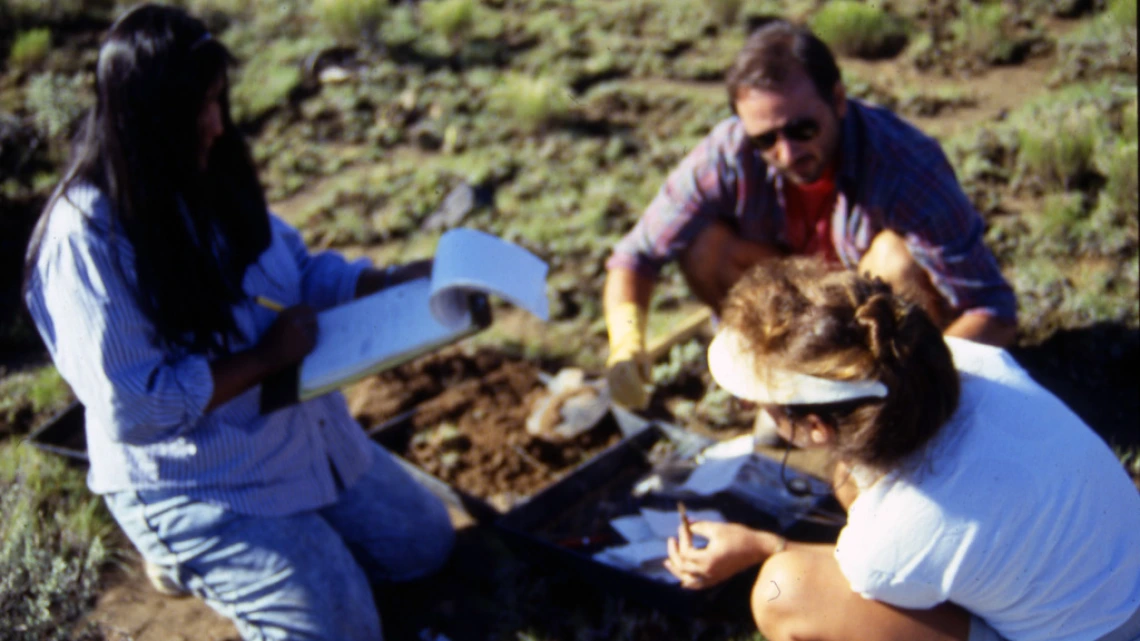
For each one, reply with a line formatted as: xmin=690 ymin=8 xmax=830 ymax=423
xmin=105 ymin=442 xmax=455 ymax=641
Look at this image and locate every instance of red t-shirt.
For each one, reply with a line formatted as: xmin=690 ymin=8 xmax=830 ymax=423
xmin=783 ymin=162 xmax=840 ymax=263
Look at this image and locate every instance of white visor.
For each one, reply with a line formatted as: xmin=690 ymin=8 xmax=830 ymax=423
xmin=707 ymin=328 xmax=889 ymax=405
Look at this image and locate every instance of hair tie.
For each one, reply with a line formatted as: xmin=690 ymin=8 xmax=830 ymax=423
xmin=191 ymin=32 xmax=213 ymax=50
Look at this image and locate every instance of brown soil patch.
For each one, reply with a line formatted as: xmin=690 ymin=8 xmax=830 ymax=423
xmin=82 ymin=552 xmax=237 ymax=641
xmin=346 ymin=346 xmax=621 ymax=507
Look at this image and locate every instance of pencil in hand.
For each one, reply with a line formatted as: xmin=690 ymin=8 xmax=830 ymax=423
xmin=255 ymin=296 xmax=286 ymax=313
xmin=677 ymin=501 xmax=693 ymax=541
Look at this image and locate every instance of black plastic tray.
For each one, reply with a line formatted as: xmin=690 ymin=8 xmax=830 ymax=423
xmin=24 ymin=401 xmax=87 ymax=462
xmin=493 ymin=423 xmax=843 ymax=615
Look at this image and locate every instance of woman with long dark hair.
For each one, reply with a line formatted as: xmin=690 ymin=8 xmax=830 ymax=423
xmin=666 ymin=259 xmax=1140 ymax=641
xmin=24 ymin=5 xmax=452 ymax=639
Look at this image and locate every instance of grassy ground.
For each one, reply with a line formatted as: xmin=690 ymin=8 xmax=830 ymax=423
xmin=0 ymin=0 xmax=1137 ymax=639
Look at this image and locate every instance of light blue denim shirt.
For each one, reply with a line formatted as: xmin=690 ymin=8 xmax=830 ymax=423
xmin=25 ymin=184 xmax=375 ymax=516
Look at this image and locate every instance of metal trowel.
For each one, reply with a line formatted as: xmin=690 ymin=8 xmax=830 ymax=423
xmin=526 ymin=307 xmax=713 ymax=442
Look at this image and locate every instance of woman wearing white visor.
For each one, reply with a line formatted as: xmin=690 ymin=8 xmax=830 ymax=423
xmin=664 ymin=259 xmax=1140 ymax=641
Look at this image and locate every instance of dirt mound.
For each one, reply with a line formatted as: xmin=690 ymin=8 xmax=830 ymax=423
xmin=347 ymin=347 xmax=621 ymax=507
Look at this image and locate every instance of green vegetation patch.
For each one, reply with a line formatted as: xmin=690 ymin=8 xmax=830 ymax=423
xmin=949 ymin=0 xmax=1019 ymax=65
xmin=1 ymin=0 xmax=115 ymax=23
xmin=1052 ymin=0 xmax=1138 ymax=84
xmin=487 ymin=73 xmax=574 ymax=133
xmin=420 ymin=0 xmax=478 ymax=46
xmin=0 ymin=365 xmax=74 ymax=437
xmin=314 ymin=0 xmax=388 ymax=45
xmin=0 ymin=441 xmax=115 ymax=641
xmin=24 ymin=72 xmax=90 ymax=142
xmin=8 ymin=29 xmax=52 ymax=70
xmin=809 ymin=1 xmax=910 ymax=59
xmin=229 ymin=39 xmax=314 ymax=124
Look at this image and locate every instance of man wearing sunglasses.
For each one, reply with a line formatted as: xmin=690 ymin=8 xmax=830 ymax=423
xmin=602 ymin=20 xmax=1018 ymax=415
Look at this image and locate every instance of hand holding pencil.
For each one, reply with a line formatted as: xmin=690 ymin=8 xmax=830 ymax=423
xmin=666 ymin=504 xmax=782 ymax=590
xmin=253 ymin=296 xmax=318 ymax=369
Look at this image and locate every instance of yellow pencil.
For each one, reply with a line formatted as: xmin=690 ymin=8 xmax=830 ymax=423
xmin=254 ymin=296 xmax=285 ymax=313
xmin=677 ymin=501 xmax=693 ymax=541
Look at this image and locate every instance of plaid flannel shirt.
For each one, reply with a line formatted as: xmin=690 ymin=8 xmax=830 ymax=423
xmin=607 ymin=99 xmax=1017 ymax=321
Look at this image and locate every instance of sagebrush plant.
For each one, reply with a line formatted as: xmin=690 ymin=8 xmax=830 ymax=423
xmin=706 ymin=0 xmax=744 ymax=25
xmin=0 ymin=442 xmax=115 ymax=641
xmin=1016 ymin=102 xmax=1104 ymax=190
xmin=2 ymin=0 xmax=114 ymax=22
xmin=1109 ymin=0 xmax=1138 ymax=24
xmin=951 ymin=0 xmax=1016 ymax=64
xmin=0 ymin=365 xmax=74 ymax=432
xmin=809 ymin=1 xmax=909 ymax=59
xmin=1115 ymin=446 xmax=1140 ymax=490
xmin=487 ymin=73 xmax=572 ymax=132
xmin=25 ymin=72 xmax=90 ymax=140
xmin=420 ymin=0 xmax=477 ymax=46
xmin=229 ymin=39 xmax=315 ymax=123
xmin=314 ymin=0 xmax=388 ymax=44
xmin=1052 ymin=0 xmax=1137 ymax=83
xmin=8 ymin=29 xmax=52 ymax=70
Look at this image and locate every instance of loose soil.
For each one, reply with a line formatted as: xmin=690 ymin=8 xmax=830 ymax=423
xmin=346 ymin=346 xmax=622 ymax=508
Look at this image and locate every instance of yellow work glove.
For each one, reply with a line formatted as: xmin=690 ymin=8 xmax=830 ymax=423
xmin=605 ymin=302 xmax=651 ymax=410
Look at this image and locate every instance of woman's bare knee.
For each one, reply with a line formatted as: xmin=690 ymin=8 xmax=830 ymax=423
xmin=751 ymin=551 xmax=813 ymax=638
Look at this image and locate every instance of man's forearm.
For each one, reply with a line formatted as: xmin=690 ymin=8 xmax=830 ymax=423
xmin=944 ymin=312 xmax=1017 ymax=348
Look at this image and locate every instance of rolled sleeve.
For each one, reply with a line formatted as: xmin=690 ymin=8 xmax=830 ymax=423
xmin=271 ymin=215 xmax=372 ymax=309
xmin=606 ymin=121 xmax=740 ymax=279
xmin=33 ymin=232 xmax=214 ymax=446
xmin=892 ymin=154 xmax=1017 ymax=323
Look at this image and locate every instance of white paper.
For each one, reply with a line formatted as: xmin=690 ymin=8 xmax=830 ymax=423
xmin=641 ymin=564 xmax=682 ymax=585
xmin=592 ymin=540 xmax=668 ymax=568
xmin=639 ymin=508 xmax=725 ymax=539
xmin=429 ymin=228 xmax=549 ymax=327
xmin=680 ymin=455 xmax=750 ymax=497
xmin=698 ymin=434 xmax=756 ymax=462
xmin=297 ymin=228 xmax=549 ymax=398
xmin=609 ymin=515 xmax=657 ymax=543
xmin=301 ymin=277 xmax=461 ymax=392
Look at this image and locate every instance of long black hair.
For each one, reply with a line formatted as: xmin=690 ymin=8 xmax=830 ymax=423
xmin=24 ymin=3 xmax=270 ymax=355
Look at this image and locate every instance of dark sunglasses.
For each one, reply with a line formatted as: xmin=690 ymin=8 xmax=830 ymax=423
xmin=748 ymin=118 xmax=821 ymax=151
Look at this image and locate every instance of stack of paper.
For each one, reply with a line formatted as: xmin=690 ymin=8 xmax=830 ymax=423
xmin=592 ymin=507 xmax=725 ymax=584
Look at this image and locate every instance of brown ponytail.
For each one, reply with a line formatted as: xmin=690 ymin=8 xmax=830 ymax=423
xmin=722 ymin=258 xmax=959 ymax=471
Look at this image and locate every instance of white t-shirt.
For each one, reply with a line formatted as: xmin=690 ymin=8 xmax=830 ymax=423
xmin=835 ymin=337 xmax=1140 ymax=641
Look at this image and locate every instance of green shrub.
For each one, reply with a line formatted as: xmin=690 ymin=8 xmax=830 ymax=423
xmin=1017 ymin=103 xmax=1103 ymax=190
xmin=809 ymin=1 xmax=910 ymax=59
xmin=2 ymin=0 xmax=115 ymax=22
xmin=0 ymin=442 xmax=114 ymax=640
xmin=706 ymin=0 xmax=744 ymax=25
xmin=1115 ymin=445 xmax=1140 ymax=491
xmin=421 ymin=0 xmax=478 ymax=46
xmin=1037 ymin=191 xmax=1088 ymax=240
xmin=315 ymin=0 xmax=388 ymax=44
xmin=1109 ymin=0 xmax=1138 ymax=23
xmin=487 ymin=73 xmax=572 ymax=132
xmin=8 ymin=29 xmax=52 ymax=70
xmin=229 ymin=42 xmax=304 ymax=124
xmin=951 ymin=1 xmax=1017 ymax=64
xmin=1096 ymin=138 xmax=1139 ymax=236
xmin=24 ymin=73 xmax=90 ymax=140
xmin=0 ymin=366 xmax=74 ymax=435
xmin=1052 ymin=0 xmax=1137 ymax=83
